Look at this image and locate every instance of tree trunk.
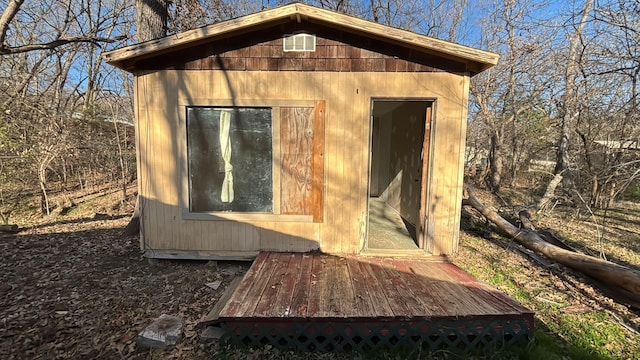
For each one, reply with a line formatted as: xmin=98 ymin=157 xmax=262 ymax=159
xmin=123 ymin=196 xmax=140 ymax=236
xmin=39 ymin=163 xmax=50 ymax=216
xmin=40 ymin=181 xmax=50 ymax=216
xmin=554 ymin=125 xmax=572 ymax=190
xmin=463 ymin=184 xmax=640 ymax=298
xmin=486 ymin=131 xmax=504 ymax=193
xmin=0 ymin=0 xmax=26 ymax=46
xmin=124 ymin=0 xmax=168 ymax=233
xmin=136 ymin=0 xmax=168 ymax=42
xmin=540 ymin=0 xmax=593 ymax=205
xmin=537 ymin=173 xmax=563 ymax=212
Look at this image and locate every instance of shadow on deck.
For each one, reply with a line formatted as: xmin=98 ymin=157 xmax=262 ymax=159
xmin=206 ymin=252 xmax=534 ymax=352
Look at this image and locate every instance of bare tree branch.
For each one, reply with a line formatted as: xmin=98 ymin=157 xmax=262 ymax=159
xmin=0 ymin=35 xmax=127 ymax=55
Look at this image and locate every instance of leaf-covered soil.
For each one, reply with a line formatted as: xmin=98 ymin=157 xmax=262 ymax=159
xmin=0 ymin=184 xmax=256 ymax=359
xmin=0 ymin=213 xmax=251 ymax=359
xmin=2 ymin=185 xmax=640 ymax=359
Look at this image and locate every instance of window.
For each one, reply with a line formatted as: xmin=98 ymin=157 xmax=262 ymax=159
xmin=182 ymin=100 xmax=325 ymax=222
xmin=283 ymin=33 xmax=316 ymax=52
xmin=187 ymin=107 xmax=273 ymax=213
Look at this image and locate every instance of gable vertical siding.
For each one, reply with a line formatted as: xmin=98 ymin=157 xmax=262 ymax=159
xmin=135 ymin=70 xmax=467 ymax=256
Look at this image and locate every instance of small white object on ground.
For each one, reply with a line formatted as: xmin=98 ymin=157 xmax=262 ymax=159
xmin=137 ymin=314 xmax=184 ymax=349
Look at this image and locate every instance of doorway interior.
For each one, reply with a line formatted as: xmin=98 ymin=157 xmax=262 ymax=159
xmin=366 ymin=100 xmax=432 ymax=252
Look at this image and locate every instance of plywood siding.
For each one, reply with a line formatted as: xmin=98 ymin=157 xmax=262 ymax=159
xmin=280 ymin=107 xmax=314 ymax=215
xmin=135 ymin=70 xmax=467 ymax=255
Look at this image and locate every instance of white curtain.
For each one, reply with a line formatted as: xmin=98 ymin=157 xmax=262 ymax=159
xmin=219 ymin=110 xmax=234 ymax=203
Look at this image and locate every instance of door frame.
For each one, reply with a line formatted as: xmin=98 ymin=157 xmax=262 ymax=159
xmin=365 ymin=97 xmax=435 ymax=253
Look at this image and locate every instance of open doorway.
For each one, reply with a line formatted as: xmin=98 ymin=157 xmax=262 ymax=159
xmin=366 ymin=100 xmax=432 ymax=252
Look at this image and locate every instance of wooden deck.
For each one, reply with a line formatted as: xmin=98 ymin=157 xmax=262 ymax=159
xmin=215 ymin=252 xmax=534 ymax=351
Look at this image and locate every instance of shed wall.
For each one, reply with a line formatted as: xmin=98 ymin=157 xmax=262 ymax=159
xmin=135 ymin=70 xmax=468 ymax=256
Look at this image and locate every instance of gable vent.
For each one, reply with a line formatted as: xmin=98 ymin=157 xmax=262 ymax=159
xmin=283 ymin=33 xmax=316 ymax=52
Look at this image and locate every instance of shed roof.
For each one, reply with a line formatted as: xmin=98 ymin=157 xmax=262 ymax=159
xmin=103 ymin=3 xmax=498 ymax=75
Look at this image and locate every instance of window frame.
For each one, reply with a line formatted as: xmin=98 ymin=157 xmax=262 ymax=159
xmin=179 ymin=98 xmax=317 ymax=222
xmin=283 ymin=33 xmax=316 ymax=52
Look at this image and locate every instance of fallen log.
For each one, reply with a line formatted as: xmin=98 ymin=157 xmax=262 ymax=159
xmin=0 ymin=224 xmax=19 ymax=233
xmin=519 ymin=210 xmax=576 ymax=252
xmin=463 ymin=184 xmax=640 ymax=298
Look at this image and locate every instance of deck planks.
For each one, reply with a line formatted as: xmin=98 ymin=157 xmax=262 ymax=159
xmin=364 ymin=257 xmax=424 ymax=318
xmin=288 ymin=253 xmax=314 ymax=317
xmin=218 ymin=251 xmax=269 ymax=317
xmin=218 ymin=252 xmax=533 ymax=321
xmin=345 ymin=257 xmax=390 ymax=317
xmin=265 ymin=252 xmax=303 ymax=317
xmin=389 ymin=259 xmax=446 ymax=316
xmin=318 ymin=256 xmax=350 ymax=317
xmin=306 ymin=253 xmax=324 ymax=316
xmin=253 ymin=252 xmax=293 ymax=317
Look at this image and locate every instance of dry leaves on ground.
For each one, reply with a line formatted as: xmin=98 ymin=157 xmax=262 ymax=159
xmin=0 ymin=216 xmax=247 ymax=359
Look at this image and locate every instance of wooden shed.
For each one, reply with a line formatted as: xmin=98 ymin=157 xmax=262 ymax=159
xmin=104 ymin=3 xmax=498 ymax=260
